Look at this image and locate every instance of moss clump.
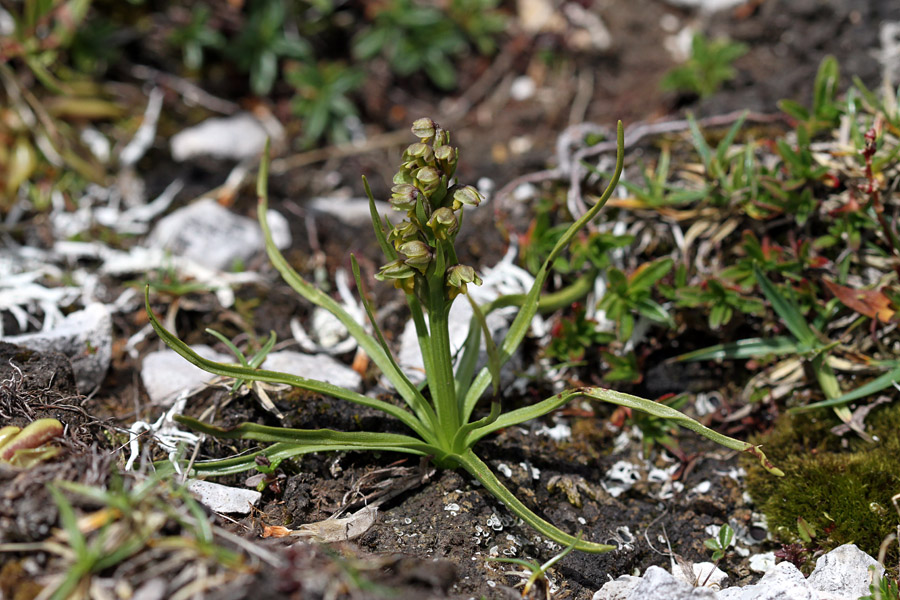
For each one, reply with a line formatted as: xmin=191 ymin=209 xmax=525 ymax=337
xmin=745 ymin=402 xmax=900 ymax=570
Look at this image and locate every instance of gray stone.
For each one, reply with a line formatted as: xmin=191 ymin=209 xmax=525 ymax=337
xmin=170 ymin=113 xmax=282 ymax=162
xmin=186 ymin=479 xmax=261 ymax=514
xmin=148 ymin=198 xmax=290 ymax=272
xmin=592 ymin=575 xmax=641 ymax=600
xmin=626 ymin=566 xmax=718 ymax=600
xmin=141 ymin=345 xmax=230 ymax=405
xmin=262 ymin=351 xmax=362 ymax=391
xmin=807 ymin=544 xmax=883 ymax=600
xmin=4 ymin=303 xmax=112 ymax=394
xmin=715 ymin=561 xmax=814 ymax=600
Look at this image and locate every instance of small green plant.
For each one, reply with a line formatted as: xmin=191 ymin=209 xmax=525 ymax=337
xmin=226 ymin=0 xmax=312 ymax=95
xmin=147 ymin=119 xmax=782 ymax=553
xmin=860 ymin=569 xmax=900 ymax=600
xmin=661 ymin=32 xmax=748 ymax=99
xmin=285 ymin=60 xmax=364 ymax=147
xmin=704 ymin=522 xmax=734 ymax=563
xmin=168 ymin=5 xmax=225 ymax=71
xmin=596 ymin=257 xmax=675 ymax=341
xmin=676 ymin=277 xmax=765 ymax=330
xmin=545 ymin=304 xmax=613 ymax=364
xmin=34 ymin=475 xmax=244 ymax=600
xmin=352 ymin=0 xmax=468 ymax=89
xmin=778 ymin=56 xmax=843 ymax=135
xmin=487 ymin=531 xmax=582 ymax=599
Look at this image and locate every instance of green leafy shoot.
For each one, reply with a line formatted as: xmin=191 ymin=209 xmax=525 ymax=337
xmin=660 ymin=33 xmax=748 ymax=99
xmin=146 ymin=119 xmax=782 ymax=554
xmin=704 ymin=523 xmax=734 ymax=563
xmin=596 ymin=257 xmax=675 ymax=341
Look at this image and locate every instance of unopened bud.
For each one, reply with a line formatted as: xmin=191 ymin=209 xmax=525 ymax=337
xmin=411 ymin=118 xmax=436 ymax=140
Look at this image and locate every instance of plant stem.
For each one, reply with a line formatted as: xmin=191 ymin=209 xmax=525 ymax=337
xmin=427 ymin=299 xmax=460 ymax=438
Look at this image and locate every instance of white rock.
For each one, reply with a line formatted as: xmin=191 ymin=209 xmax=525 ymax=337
xmin=262 ymin=351 xmax=362 ymax=391
xmin=148 ymin=198 xmax=290 ymax=271
xmin=510 ymin=76 xmax=536 ymax=101
xmin=673 ymin=562 xmax=727 ymax=589
xmin=5 ymin=303 xmax=112 ymax=393
xmin=748 ymin=551 xmax=777 ymax=574
xmin=716 ymin=561 xmax=815 ymax=600
xmin=141 ymin=345 xmax=231 ymax=405
xmin=170 ymin=113 xmax=282 ymax=162
xmin=807 ymin=544 xmax=883 ymax=600
xmin=592 ymin=575 xmax=641 ymax=600
xmin=186 ymin=479 xmax=261 ymax=514
xmin=629 ymin=566 xmax=717 ymax=599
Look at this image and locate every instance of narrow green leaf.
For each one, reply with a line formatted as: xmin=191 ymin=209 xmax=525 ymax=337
xmin=462 ymin=121 xmax=625 ymax=422
xmin=256 ymin=144 xmax=428 ymax=416
xmin=145 ymin=287 xmax=433 ymax=442
xmin=753 ymin=264 xmax=817 ymax=346
xmin=458 ymin=450 xmax=616 ymax=553
xmin=790 ymin=363 xmax=900 ymax=413
xmin=351 ymin=255 xmax=438 ymax=430
xmin=674 ymin=336 xmax=801 ymax=362
xmin=465 ymin=293 xmax=500 ymax=397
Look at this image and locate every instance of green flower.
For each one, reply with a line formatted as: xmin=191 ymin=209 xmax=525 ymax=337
xmin=399 ymin=240 xmax=432 ymax=272
xmin=452 ymin=185 xmax=482 ymax=210
xmin=446 ymin=264 xmax=482 ymax=298
xmin=411 ymin=117 xmax=436 ymax=141
xmin=390 ymin=183 xmax=418 ymax=211
xmin=427 ymin=207 xmax=458 ymax=240
xmin=375 ymin=259 xmax=415 ymax=281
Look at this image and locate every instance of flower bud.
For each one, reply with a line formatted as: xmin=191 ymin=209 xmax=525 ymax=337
xmin=390 ymin=183 xmax=418 ymax=211
xmin=411 ymin=118 xmax=436 ymax=140
xmin=427 ymin=207 xmax=458 ymax=240
xmin=399 ymin=240 xmax=432 ymax=272
xmin=452 ymin=185 xmax=482 ymax=210
xmin=446 ymin=264 xmax=482 ymax=298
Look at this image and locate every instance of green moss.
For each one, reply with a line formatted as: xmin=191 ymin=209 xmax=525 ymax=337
xmin=745 ymin=402 xmax=900 ymax=569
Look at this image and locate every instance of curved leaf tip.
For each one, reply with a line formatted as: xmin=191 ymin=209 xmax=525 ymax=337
xmin=744 ymin=444 xmax=784 ymax=477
